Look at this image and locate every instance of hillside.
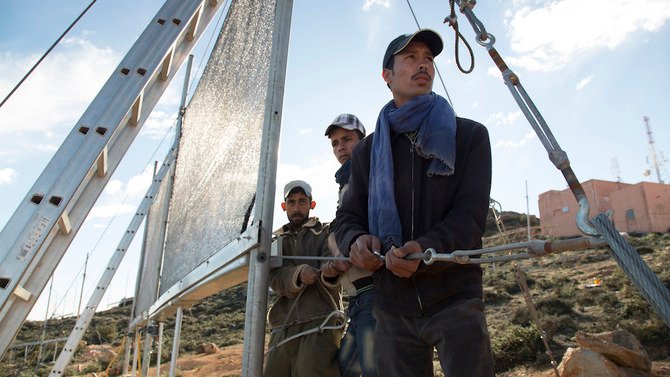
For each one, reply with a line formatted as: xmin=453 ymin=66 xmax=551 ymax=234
xmin=1 ymin=214 xmax=668 ymax=376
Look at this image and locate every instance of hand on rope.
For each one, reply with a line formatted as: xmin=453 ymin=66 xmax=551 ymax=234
xmin=322 ymin=233 xmax=352 ymax=278
xmin=298 ymin=265 xmax=319 ymax=286
xmin=385 ymin=241 xmax=422 ymax=278
xmin=349 ymin=234 xmax=384 ymax=272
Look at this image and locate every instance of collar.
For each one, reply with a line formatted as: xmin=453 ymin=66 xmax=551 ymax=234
xmin=273 ymin=217 xmax=321 ymax=236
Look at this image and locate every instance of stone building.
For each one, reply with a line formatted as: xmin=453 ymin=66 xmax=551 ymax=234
xmin=538 ymin=179 xmax=670 ymax=237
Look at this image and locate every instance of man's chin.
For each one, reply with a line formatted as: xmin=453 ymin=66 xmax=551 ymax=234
xmin=290 ymin=216 xmax=306 ymax=226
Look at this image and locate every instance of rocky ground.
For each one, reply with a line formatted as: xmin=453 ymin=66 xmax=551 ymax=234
xmin=3 ymin=228 xmax=668 ymax=377
xmin=140 ymin=344 xmax=670 ymax=377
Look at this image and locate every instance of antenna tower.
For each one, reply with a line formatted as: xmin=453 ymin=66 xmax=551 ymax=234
xmin=642 ymin=116 xmax=667 ymax=184
xmin=610 ymin=157 xmax=621 ymax=183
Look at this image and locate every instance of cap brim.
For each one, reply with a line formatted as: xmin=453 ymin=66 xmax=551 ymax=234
xmin=325 ymin=124 xmax=357 ymax=136
xmin=394 ymin=29 xmax=443 ymax=58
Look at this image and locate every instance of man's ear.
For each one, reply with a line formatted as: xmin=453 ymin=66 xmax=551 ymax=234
xmin=382 ymin=68 xmax=392 ymax=85
xmin=310 ymin=201 xmax=316 ymax=209
xmin=281 ymin=202 xmax=287 ymax=211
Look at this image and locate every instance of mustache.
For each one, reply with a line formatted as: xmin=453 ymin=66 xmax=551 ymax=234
xmin=412 ymin=71 xmax=432 ymax=80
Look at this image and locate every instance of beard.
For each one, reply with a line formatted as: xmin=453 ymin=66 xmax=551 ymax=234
xmin=289 ymin=212 xmax=307 ymax=226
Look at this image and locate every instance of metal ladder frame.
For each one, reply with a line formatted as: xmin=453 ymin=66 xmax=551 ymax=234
xmin=0 ymin=0 xmax=227 ymax=357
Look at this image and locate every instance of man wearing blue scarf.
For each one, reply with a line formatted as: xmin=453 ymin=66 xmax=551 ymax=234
xmin=334 ymin=29 xmax=495 ymax=377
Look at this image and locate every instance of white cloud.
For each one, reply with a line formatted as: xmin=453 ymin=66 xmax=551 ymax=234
xmin=485 ymin=111 xmax=523 ymax=127
xmin=140 ymin=109 xmax=177 ymax=141
xmin=487 ymin=66 xmax=502 ymax=79
xmin=576 ymin=75 xmax=593 ymax=91
xmin=0 ymin=36 xmax=120 ymax=135
xmin=0 ymin=168 xmax=17 ymax=185
xmin=125 ymin=169 xmax=154 ymax=197
xmin=31 ymin=143 xmax=60 ymax=153
xmin=104 ymin=179 xmax=124 ymax=195
xmin=494 ymin=131 xmax=536 ymax=149
xmin=506 ymin=0 xmax=670 ymax=71
xmin=89 ymin=203 xmax=136 ymax=219
xmin=298 ymin=128 xmax=312 ymax=135
xmin=362 ymin=0 xmax=391 ymax=11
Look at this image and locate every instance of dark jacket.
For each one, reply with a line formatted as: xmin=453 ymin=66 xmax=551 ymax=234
xmin=268 ymin=217 xmax=342 ymax=329
xmin=334 ymin=117 xmax=492 ymax=317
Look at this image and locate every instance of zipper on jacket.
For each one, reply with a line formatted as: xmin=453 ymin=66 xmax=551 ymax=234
xmin=405 ymin=132 xmax=424 ymax=313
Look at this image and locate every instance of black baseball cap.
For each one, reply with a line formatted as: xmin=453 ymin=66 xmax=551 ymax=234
xmin=382 ymin=29 xmax=443 ymax=69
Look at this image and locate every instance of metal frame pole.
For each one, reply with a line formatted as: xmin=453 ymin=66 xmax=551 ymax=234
xmin=156 ymin=322 xmax=164 ymax=377
xmin=169 ymin=307 xmax=183 ymax=377
xmin=241 ymin=0 xmax=293 ymax=375
xmin=142 ymin=324 xmax=153 ymax=377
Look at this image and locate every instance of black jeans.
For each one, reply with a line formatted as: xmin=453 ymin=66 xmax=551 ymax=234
xmin=373 ymin=297 xmax=495 ymax=377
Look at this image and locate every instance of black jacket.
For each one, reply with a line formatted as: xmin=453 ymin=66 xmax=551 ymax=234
xmin=334 ymin=117 xmax=492 ymax=316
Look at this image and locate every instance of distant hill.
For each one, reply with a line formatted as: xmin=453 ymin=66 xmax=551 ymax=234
xmin=485 ymin=209 xmax=540 ymax=237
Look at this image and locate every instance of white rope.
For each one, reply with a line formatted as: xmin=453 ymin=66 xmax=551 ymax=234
xmin=265 ymin=278 xmax=345 ymax=356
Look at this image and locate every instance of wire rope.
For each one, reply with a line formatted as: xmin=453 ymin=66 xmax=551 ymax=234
xmin=404 ymin=0 xmax=454 ymax=107
xmin=0 ymin=0 xmax=98 ymax=109
xmin=591 ymin=213 xmax=670 ymax=327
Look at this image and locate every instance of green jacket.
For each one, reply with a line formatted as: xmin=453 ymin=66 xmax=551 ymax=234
xmin=268 ymin=217 xmax=342 ymax=329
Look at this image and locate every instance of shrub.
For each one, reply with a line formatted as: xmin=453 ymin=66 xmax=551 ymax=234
xmin=491 ymin=324 xmax=544 ymax=372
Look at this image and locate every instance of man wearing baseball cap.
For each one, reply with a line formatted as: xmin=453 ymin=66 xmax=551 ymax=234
xmin=335 ymin=29 xmax=494 ymax=376
xmin=322 ymin=114 xmax=377 ymax=377
xmin=265 ymin=180 xmax=343 ymax=377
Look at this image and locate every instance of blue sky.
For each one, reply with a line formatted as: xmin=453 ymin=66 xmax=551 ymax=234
xmin=1 ymin=0 xmax=669 ymax=321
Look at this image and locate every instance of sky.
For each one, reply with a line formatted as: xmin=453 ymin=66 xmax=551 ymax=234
xmin=0 ymin=0 xmax=669 ymax=323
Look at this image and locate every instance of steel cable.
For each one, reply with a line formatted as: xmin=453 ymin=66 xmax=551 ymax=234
xmin=0 ymin=0 xmax=97 ymax=109
xmin=592 ymin=213 xmax=670 ymax=327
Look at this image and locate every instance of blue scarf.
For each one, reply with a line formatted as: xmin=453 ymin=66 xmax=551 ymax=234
xmin=335 ymin=159 xmax=351 ymax=190
xmin=368 ymin=92 xmax=456 ymax=250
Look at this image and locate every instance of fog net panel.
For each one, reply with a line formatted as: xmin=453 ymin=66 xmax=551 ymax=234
xmin=159 ymin=0 xmax=275 ymax=295
xmin=134 ymin=167 xmax=172 ymax=315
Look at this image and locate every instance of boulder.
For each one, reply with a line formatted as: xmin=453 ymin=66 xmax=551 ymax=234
xmin=81 ymin=344 xmax=117 ymax=364
xmin=558 ymin=347 xmax=626 ymax=377
xmin=576 ymin=330 xmax=651 ymax=372
xmin=196 ymin=342 xmax=220 ymax=354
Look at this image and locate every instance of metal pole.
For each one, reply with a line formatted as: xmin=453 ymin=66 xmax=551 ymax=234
xmin=38 ymin=276 xmax=54 ymax=363
xmin=169 ymin=307 xmax=183 ymax=377
xmin=241 ymin=1 xmax=293 ymax=375
xmin=122 ymin=332 xmax=133 ymax=375
xmin=142 ymin=324 xmax=152 ymax=377
xmin=77 ymin=253 xmax=89 ymax=319
xmin=156 ymin=322 xmax=164 ymax=377
xmin=525 ymin=180 xmax=531 ymax=241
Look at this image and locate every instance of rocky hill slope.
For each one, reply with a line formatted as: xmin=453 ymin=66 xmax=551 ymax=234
xmin=1 ymin=214 xmax=668 ymax=376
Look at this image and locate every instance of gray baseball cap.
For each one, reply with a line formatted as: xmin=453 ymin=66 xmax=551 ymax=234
xmin=324 ymin=113 xmax=366 ymax=138
xmin=283 ymin=180 xmax=312 ymax=199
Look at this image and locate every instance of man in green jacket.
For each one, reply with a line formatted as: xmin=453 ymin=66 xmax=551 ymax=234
xmin=264 ymin=180 xmax=343 ymax=377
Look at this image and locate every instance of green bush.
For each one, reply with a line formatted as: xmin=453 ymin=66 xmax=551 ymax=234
xmin=491 ymin=324 xmax=544 ymax=372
